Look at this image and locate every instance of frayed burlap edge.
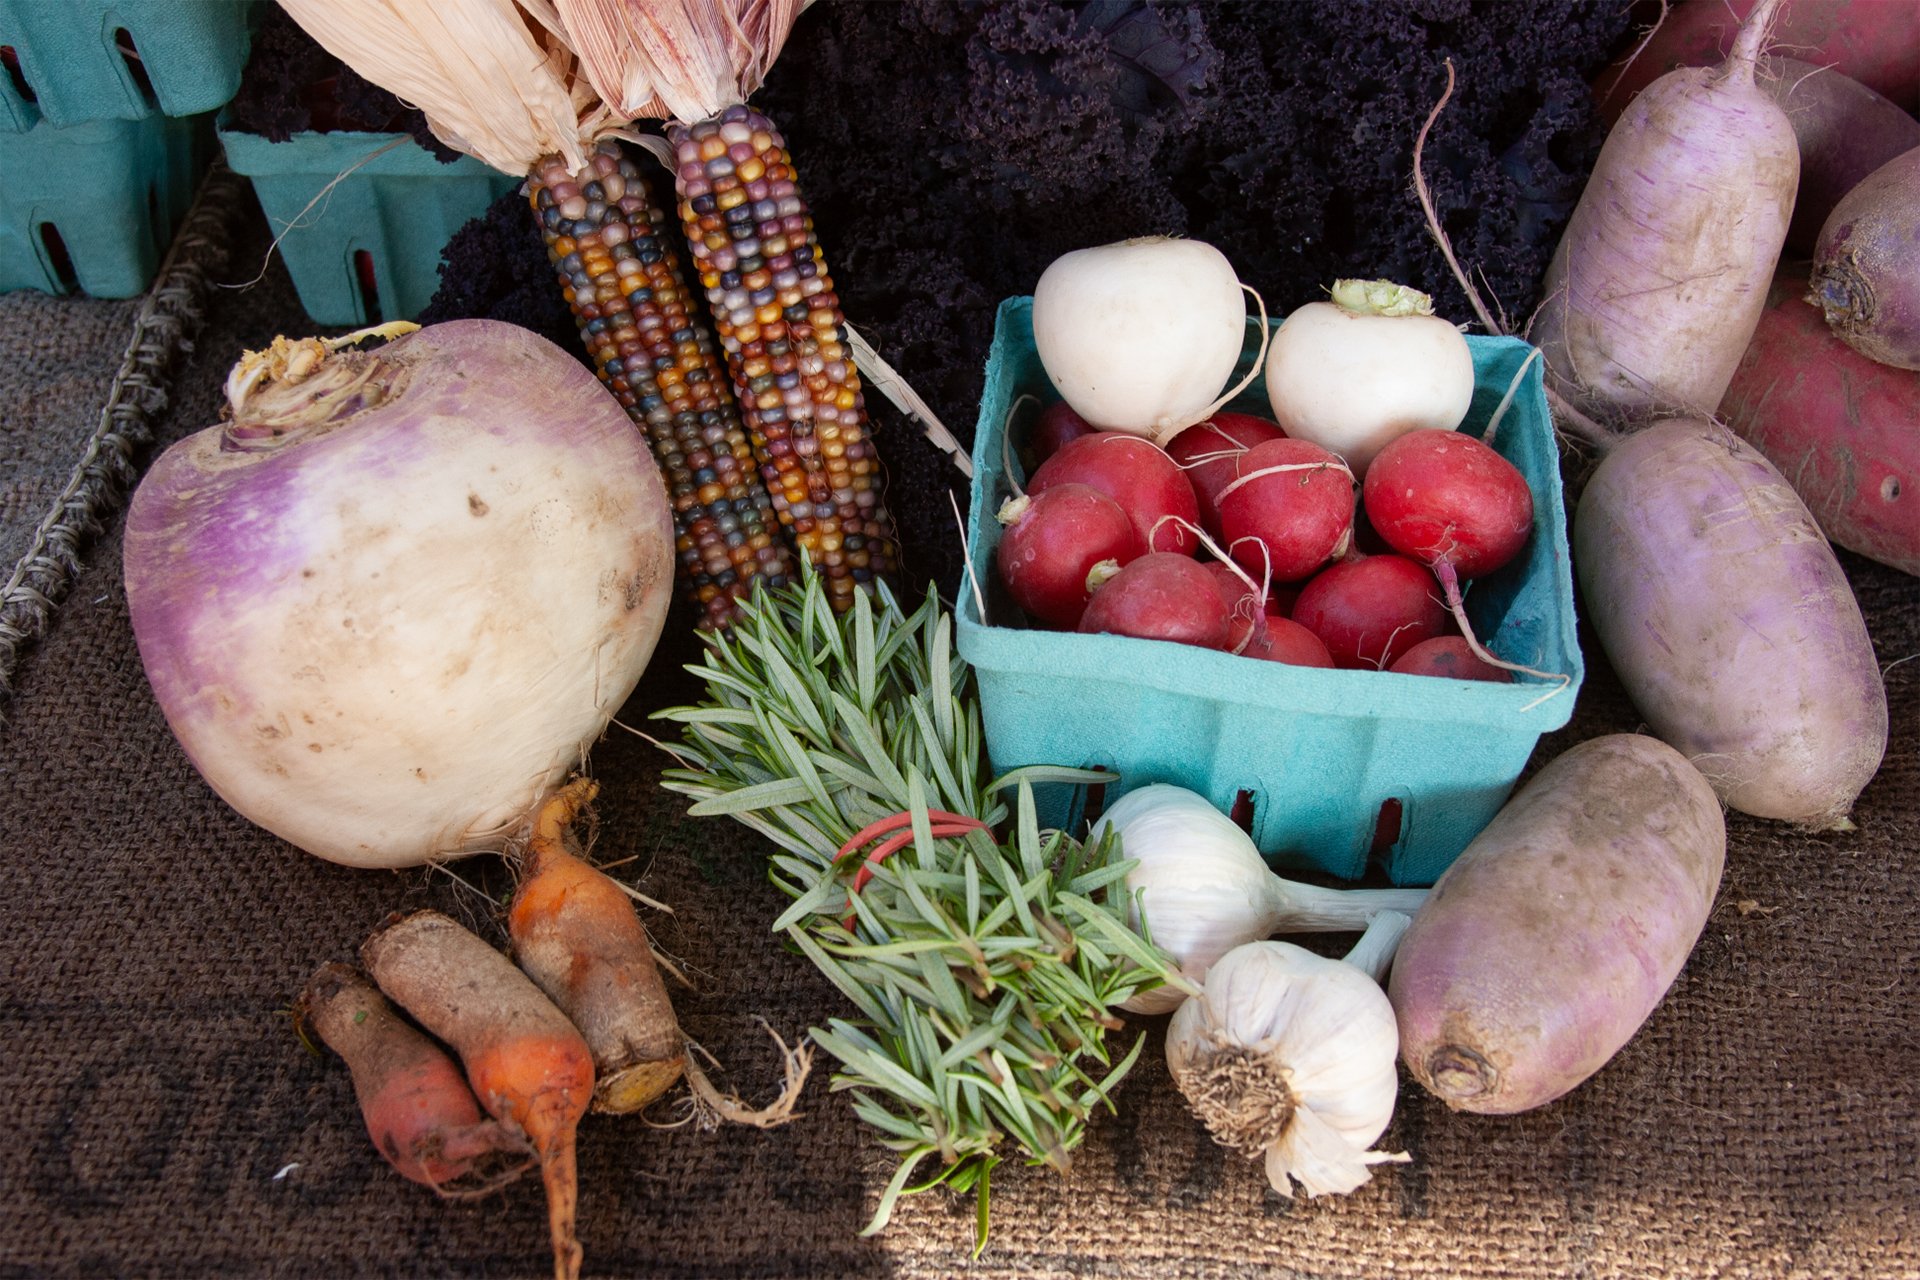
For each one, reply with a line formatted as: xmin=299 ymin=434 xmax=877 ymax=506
xmin=0 ymin=161 xmax=250 ymax=714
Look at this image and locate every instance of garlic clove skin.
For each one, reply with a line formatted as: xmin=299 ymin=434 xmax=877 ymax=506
xmin=1166 ymin=938 xmax=1404 ymax=1198
xmin=1091 ymin=785 xmax=1282 ymax=1012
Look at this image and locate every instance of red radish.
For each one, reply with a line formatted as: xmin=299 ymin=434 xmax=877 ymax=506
xmin=1166 ymin=412 xmax=1288 ymax=535
xmin=995 ymin=483 xmax=1138 ymax=628
xmin=1810 ymin=147 xmax=1920 ymax=370
xmin=1531 ymin=0 xmax=1798 ymax=427
xmin=1201 ymin=561 xmax=1265 ymax=653
xmin=1022 ymin=400 xmax=1100 ymax=471
xmin=1078 ymin=554 xmax=1232 ymax=649
xmin=1390 ymin=636 xmax=1512 ymax=683
xmin=1243 ymin=616 xmax=1336 ymax=669
xmin=1719 ymin=267 xmax=1920 ymax=576
xmin=1363 ymin=430 xmax=1533 ymax=579
xmin=1215 ymin=438 xmax=1355 ymax=582
xmin=1291 ymin=555 xmax=1451 ymax=670
xmin=1757 ymin=57 xmax=1920 ymax=255
xmin=1029 ymin=432 xmax=1201 ymax=555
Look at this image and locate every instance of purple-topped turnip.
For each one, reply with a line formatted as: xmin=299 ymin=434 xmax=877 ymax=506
xmin=126 ymin=320 xmax=675 ymax=869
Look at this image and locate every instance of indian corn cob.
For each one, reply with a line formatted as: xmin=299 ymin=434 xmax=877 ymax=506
xmin=667 ymin=105 xmax=900 ymax=613
xmin=530 ymin=143 xmax=795 ymax=628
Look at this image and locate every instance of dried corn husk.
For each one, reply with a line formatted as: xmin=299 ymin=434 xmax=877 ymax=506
xmin=276 ymin=0 xmax=627 ymax=175
xmin=546 ymin=0 xmax=811 ymax=121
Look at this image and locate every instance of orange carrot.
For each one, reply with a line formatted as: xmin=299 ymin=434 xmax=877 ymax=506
xmin=509 ymin=778 xmax=686 ymax=1114
xmin=362 ymin=910 xmax=596 ymax=1280
xmin=295 ymin=962 xmax=533 ymax=1197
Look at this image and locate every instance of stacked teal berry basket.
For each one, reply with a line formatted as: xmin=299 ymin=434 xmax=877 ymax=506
xmin=0 ymin=0 xmax=253 ymax=297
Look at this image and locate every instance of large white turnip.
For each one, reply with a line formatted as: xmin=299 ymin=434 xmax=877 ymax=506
xmin=126 ymin=321 xmax=676 ymax=868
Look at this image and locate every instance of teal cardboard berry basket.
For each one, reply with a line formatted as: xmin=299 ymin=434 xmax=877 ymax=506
xmin=0 ymin=0 xmax=255 ymax=132
xmin=218 ymin=118 xmax=518 ymax=326
xmin=0 ymin=111 xmax=211 ymax=297
xmin=955 ymin=297 xmax=1584 ymax=887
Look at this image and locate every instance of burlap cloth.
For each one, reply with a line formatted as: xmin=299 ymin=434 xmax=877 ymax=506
xmin=3 ymin=99 xmax=1918 ymax=1280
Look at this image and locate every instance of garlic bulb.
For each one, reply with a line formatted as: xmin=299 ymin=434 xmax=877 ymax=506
xmin=1090 ymin=784 xmax=1427 ymax=1013
xmin=1165 ymin=913 xmax=1411 ymax=1198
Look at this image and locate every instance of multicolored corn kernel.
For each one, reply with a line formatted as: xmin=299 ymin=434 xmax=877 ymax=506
xmin=530 ymin=142 xmax=794 ymax=629
xmin=667 ymin=104 xmax=900 ymax=613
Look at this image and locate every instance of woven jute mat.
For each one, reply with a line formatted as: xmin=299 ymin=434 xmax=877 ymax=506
xmin=2 ymin=184 xmax=1918 ymax=1280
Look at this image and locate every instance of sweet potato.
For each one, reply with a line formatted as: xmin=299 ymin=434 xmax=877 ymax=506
xmin=1572 ymin=417 xmax=1887 ymax=827
xmin=1389 ymin=734 xmax=1725 ymax=1114
xmin=1719 ymin=266 xmax=1920 ymax=577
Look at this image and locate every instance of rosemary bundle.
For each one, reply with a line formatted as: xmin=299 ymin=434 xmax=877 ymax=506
xmin=654 ymin=570 xmax=1181 ymax=1246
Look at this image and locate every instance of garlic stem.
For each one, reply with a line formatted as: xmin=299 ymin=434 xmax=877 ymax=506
xmin=1265 ymin=878 xmax=1428 ymax=934
xmin=1341 ymin=911 xmax=1412 ymax=984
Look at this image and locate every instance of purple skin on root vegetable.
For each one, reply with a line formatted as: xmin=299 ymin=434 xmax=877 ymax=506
xmin=1572 ymin=418 xmax=1887 ymax=828
xmin=122 ymin=320 xmax=675 ymax=870
xmin=1390 ymin=735 xmax=1725 ymax=1115
xmin=1810 ymin=147 xmax=1920 ymax=372
xmin=1030 ymin=432 xmax=1203 ymax=556
xmin=1756 ymin=56 xmax=1920 ymax=256
xmin=1527 ymin=0 xmax=1798 ymax=426
xmin=1078 ymin=553 xmax=1233 ymax=649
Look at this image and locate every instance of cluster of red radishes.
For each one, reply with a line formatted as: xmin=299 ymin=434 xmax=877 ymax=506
xmin=994 ymin=401 xmax=1536 ymax=680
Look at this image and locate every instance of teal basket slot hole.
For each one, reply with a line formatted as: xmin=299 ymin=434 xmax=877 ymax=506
xmin=1 ymin=45 xmax=31 ymax=103
xmin=1369 ymin=797 xmax=1405 ymax=860
xmin=354 ymin=248 xmax=382 ymax=323
xmin=37 ymin=222 xmax=76 ymax=291
xmin=112 ymin=29 xmax=156 ymax=108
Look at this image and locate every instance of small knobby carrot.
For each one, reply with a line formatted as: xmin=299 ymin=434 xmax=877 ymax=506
xmin=509 ymin=777 xmax=687 ymax=1115
xmin=362 ymin=910 xmax=596 ymax=1280
xmin=295 ymin=962 xmax=533 ymax=1198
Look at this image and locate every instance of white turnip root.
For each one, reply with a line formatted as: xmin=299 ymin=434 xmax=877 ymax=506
xmin=1263 ymin=279 xmax=1474 ymax=475
xmin=1572 ymin=417 xmax=1887 ymax=828
xmin=1528 ymin=0 xmax=1798 ymax=428
xmin=1390 ymin=734 xmax=1725 ymax=1115
xmin=1032 ymin=237 xmax=1253 ymax=443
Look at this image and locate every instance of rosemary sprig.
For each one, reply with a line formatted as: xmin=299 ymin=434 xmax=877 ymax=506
xmin=654 ymin=569 xmax=1179 ymax=1250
